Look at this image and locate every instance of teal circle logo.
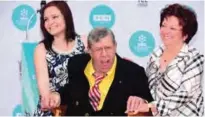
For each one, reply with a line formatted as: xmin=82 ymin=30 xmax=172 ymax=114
xmin=129 ymin=30 xmax=155 ymax=57
xmin=89 ymin=4 xmax=115 ymax=29
xmin=12 ymin=4 xmax=37 ymax=31
xmin=12 ymin=104 xmax=23 ymax=116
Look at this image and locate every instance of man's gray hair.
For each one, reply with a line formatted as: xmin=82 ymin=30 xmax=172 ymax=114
xmin=87 ymin=27 xmax=116 ymax=48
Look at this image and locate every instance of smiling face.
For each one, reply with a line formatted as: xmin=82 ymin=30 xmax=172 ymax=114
xmin=160 ymin=16 xmax=187 ymax=47
xmin=43 ymin=6 xmax=66 ymax=38
xmin=88 ymin=34 xmax=117 ymax=74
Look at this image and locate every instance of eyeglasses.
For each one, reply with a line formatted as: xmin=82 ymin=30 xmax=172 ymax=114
xmin=91 ymin=46 xmax=114 ymax=54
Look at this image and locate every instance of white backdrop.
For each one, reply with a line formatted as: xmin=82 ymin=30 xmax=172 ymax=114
xmin=0 ymin=1 xmax=204 ymax=116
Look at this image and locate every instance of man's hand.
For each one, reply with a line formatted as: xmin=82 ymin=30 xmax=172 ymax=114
xmin=49 ymin=91 xmax=61 ymax=108
xmin=125 ymin=96 xmax=149 ymax=115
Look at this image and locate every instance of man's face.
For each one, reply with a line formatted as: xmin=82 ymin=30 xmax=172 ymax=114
xmin=89 ymin=35 xmax=117 ymax=74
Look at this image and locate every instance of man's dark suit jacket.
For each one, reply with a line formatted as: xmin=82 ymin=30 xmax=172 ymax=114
xmin=58 ymin=53 xmax=153 ymax=116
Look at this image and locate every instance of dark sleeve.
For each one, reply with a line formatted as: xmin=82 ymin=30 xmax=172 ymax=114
xmin=57 ymin=56 xmax=75 ymax=105
xmin=58 ymin=82 xmax=70 ymax=105
xmin=58 ymin=54 xmax=89 ymax=105
xmin=135 ymin=66 xmax=153 ymax=102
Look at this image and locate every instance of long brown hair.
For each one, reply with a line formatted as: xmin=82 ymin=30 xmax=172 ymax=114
xmin=40 ymin=1 xmax=77 ymax=50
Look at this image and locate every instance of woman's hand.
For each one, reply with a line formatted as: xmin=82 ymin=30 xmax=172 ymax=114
xmin=40 ymin=94 xmax=51 ymax=111
xmin=40 ymin=92 xmax=60 ymax=111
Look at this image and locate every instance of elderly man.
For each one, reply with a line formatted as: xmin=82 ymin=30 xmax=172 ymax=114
xmin=46 ymin=27 xmax=153 ymax=116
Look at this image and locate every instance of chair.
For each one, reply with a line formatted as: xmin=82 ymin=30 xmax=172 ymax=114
xmin=52 ymin=105 xmax=67 ymax=116
xmin=52 ymin=105 xmax=152 ymax=116
xmin=127 ymin=111 xmax=153 ymax=116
